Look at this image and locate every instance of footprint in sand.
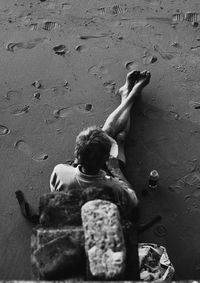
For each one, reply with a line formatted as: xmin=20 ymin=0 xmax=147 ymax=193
xmin=5 ymin=89 xmax=20 ymax=100
xmin=61 ymin=3 xmax=72 ymax=10
xmin=6 ymin=37 xmax=47 ymax=52
xmin=42 ymin=21 xmax=59 ymax=31
xmin=30 ymin=21 xmax=59 ymax=31
xmin=185 ymin=12 xmax=199 ymax=22
xmin=88 ymin=64 xmax=109 ymax=78
xmin=86 ymin=4 xmax=142 ymax=16
xmin=54 ymin=103 xmax=93 ymax=118
xmin=0 ymin=125 xmax=10 ymax=135
xmin=103 ymin=80 xmax=116 ymax=94
xmin=142 ymin=108 xmax=161 ymax=120
xmin=165 ymin=111 xmax=180 ymax=121
xmin=189 ymin=101 xmax=200 ymax=109
xmin=154 ymin=45 xmax=174 ymax=61
xmin=15 ymin=140 xmax=32 ymax=157
xmin=29 ymin=23 xmax=38 ymax=31
xmin=125 ymin=61 xmax=138 ymax=71
xmin=10 ymin=105 xmax=29 ymax=115
xmin=75 ymin=45 xmax=85 ymax=52
xmin=53 ymin=44 xmax=67 ymax=55
xmin=14 ymin=140 xmax=48 ymax=161
xmin=172 ymin=13 xmax=184 ymax=23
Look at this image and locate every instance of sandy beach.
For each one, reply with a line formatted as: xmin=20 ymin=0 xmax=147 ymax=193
xmin=1 ymin=0 xmax=200 ymax=279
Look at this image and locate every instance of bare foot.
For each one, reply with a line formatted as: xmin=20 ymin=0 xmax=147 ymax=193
xmin=118 ymin=70 xmax=140 ymax=100
xmin=132 ymin=70 xmax=151 ymax=93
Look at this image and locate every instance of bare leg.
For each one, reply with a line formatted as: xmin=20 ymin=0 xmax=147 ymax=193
xmin=103 ymin=71 xmax=151 ymax=138
xmin=103 ymin=71 xmax=151 ymax=163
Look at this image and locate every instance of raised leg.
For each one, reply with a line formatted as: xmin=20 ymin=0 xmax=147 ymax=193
xmin=102 ymin=71 xmax=150 ymax=138
xmin=103 ymin=71 xmax=151 ymax=163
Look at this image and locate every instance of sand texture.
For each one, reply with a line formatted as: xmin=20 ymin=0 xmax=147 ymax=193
xmin=1 ymin=0 xmax=200 ymax=279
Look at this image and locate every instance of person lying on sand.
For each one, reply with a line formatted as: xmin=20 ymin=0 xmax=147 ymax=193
xmin=50 ymin=70 xmax=151 ymax=222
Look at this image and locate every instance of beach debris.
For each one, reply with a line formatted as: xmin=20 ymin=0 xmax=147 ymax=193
xmin=82 ymin=200 xmax=126 ymax=279
xmin=149 ymin=170 xmax=159 ymax=189
xmin=85 ymin=103 xmax=92 ymax=111
xmin=32 ymin=80 xmax=41 ymax=89
xmin=171 ymin=41 xmax=180 ymax=47
xmin=32 ymin=154 xmax=48 ymax=161
xmin=154 ymin=224 xmax=167 ymax=237
xmin=139 ymin=243 xmax=175 ymax=281
xmin=34 ymin=92 xmax=40 ymax=99
xmin=11 ymin=105 xmax=30 ymax=115
xmin=0 ymin=125 xmax=10 ymax=135
xmin=63 ymin=80 xmax=70 ymax=89
xmin=53 ymin=44 xmax=66 ymax=55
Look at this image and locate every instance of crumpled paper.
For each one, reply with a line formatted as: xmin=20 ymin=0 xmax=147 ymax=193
xmin=139 ymin=243 xmax=175 ymax=282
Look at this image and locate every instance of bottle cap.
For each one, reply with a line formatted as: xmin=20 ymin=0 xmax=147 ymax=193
xmin=150 ymin=170 xmax=159 ymax=180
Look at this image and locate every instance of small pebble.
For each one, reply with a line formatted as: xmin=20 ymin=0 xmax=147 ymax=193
xmin=32 ymin=80 xmax=41 ymax=89
xmin=75 ymin=45 xmax=83 ymax=52
xmin=85 ymin=103 xmax=92 ymax=111
xmin=171 ymin=41 xmax=179 ymax=47
xmin=34 ymin=92 xmax=40 ymax=99
xmin=175 ymin=113 xmax=180 ymax=120
xmin=150 ymin=55 xmax=158 ymax=63
xmin=192 ymin=22 xmax=199 ymax=27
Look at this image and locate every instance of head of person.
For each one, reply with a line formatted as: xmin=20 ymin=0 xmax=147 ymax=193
xmin=74 ymin=126 xmax=111 ymax=174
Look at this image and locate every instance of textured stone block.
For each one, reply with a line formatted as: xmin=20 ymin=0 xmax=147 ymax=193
xmin=31 ymin=227 xmax=85 ymax=280
xmin=81 ymin=199 xmax=126 ymax=279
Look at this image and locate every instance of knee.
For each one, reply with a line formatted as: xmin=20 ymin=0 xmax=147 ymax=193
xmin=116 ymin=131 xmax=127 ymax=144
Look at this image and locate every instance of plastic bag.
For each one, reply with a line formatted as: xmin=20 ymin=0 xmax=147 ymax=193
xmin=139 ymin=243 xmax=175 ymax=282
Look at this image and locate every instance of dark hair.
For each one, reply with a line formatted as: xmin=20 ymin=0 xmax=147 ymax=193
xmin=75 ymin=126 xmax=111 ymax=173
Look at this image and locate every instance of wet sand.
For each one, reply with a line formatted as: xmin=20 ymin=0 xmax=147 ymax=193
xmin=1 ymin=0 xmax=200 ymax=279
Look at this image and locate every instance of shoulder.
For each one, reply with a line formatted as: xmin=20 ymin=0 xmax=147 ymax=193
xmin=53 ymin=163 xmax=77 ymax=174
xmin=50 ymin=163 xmax=78 ymax=192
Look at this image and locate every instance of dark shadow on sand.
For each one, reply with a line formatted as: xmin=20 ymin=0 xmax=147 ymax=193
xmin=126 ymin=97 xmax=200 ymax=280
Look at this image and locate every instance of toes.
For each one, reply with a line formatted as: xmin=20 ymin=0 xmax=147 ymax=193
xmin=127 ymin=70 xmax=140 ymax=79
xmin=140 ymin=70 xmax=147 ymax=77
